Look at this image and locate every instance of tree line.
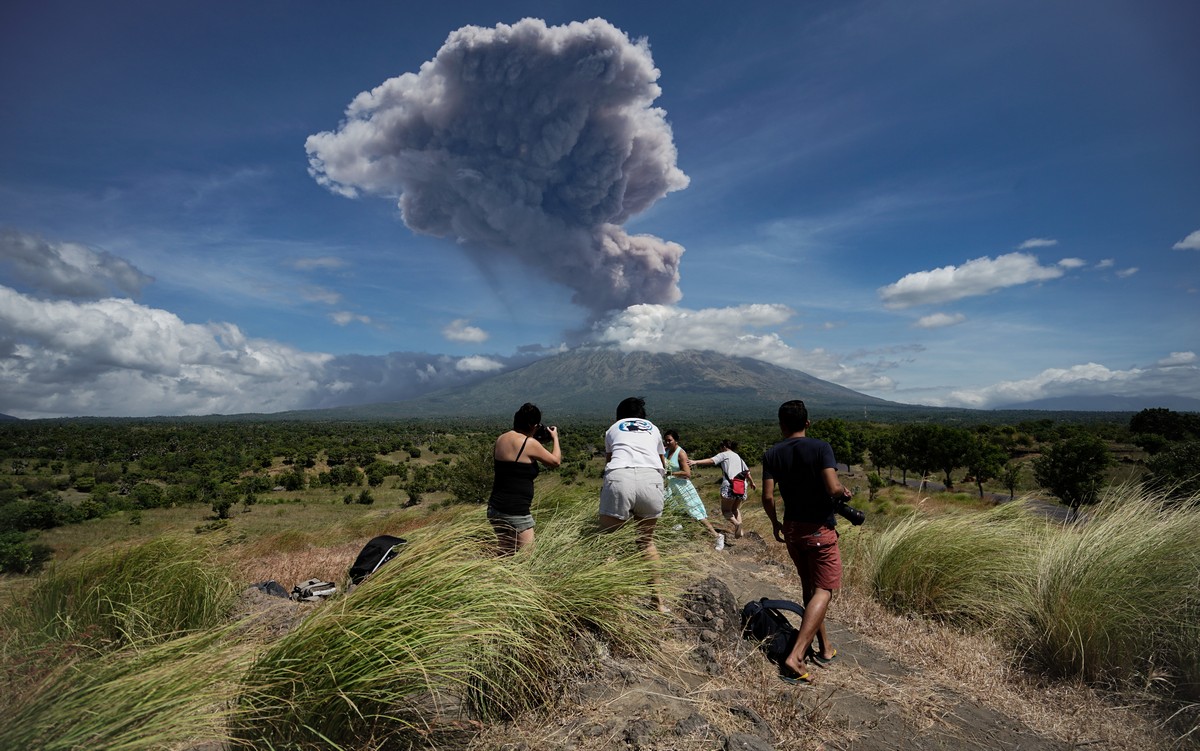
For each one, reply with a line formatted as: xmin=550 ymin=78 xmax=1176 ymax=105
xmin=2 ymin=410 xmax=1197 ymax=573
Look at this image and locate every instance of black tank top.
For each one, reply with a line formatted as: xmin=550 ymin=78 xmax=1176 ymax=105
xmin=488 ymin=436 xmax=540 ymax=515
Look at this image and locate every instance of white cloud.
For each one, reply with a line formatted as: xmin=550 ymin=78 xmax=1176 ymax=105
xmin=591 ymin=303 xmax=895 ymax=392
xmin=0 ymin=228 xmax=153 ymax=299
xmin=1096 ymin=259 xmax=1114 ymax=269
xmin=878 ymin=252 xmax=1065 ymax=309
xmin=0 ymin=285 xmax=333 ymax=418
xmin=456 ymin=355 xmax=504 ymax=373
xmin=442 ymin=318 xmax=489 ymax=343
xmin=930 ymin=356 xmax=1200 ymax=409
xmin=913 ymin=312 xmax=966 ymax=329
xmin=301 ymin=286 xmax=342 ymax=305
xmin=331 ymin=311 xmax=372 ymax=326
xmin=1158 ymin=351 xmax=1196 ymax=366
xmin=291 ymin=257 xmax=347 ymax=271
xmin=1057 ymin=257 xmax=1086 ymax=269
xmin=0 ymin=283 xmax=542 ymax=418
xmin=1172 ymin=230 xmax=1200 ymax=251
xmin=1116 ymin=267 xmax=1139 ymax=278
xmin=1018 ymin=238 xmax=1058 ymax=249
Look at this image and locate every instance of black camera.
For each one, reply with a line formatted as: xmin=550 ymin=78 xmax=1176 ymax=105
xmin=534 ymin=424 xmax=554 ymax=442
xmin=834 ymin=499 xmax=866 ymax=526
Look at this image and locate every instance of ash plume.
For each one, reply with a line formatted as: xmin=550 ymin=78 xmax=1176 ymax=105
xmin=305 ymin=17 xmax=690 ymax=313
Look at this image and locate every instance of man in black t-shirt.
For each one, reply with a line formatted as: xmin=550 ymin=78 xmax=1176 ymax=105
xmin=761 ymin=400 xmax=853 ymax=684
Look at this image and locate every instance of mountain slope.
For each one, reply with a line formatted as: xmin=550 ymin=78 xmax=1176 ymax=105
xmin=326 ymin=349 xmax=914 ymax=421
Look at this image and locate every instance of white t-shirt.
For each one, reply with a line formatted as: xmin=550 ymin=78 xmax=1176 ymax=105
xmin=604 ymin=418 xmax=666 ymax=472
xmin=710 ymin=450 xmax=748 ymax=482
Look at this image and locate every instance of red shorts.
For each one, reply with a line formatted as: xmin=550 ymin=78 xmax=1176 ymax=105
xmin=783 ymin=521 xmax=841 ymax=592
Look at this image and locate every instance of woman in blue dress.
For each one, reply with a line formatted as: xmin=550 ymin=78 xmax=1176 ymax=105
xmin=663 ymin=430 xmax=725 ymax=550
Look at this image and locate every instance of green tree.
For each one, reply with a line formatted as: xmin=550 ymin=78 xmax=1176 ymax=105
xmin=867 ymin=472 xmax=885 ymax=502
xmin=0 ymin=530 xmax=53 ymax=574
xmin=1143 ymin=440 xmax=1200 ymax=503
xmin=810 ymin=419 xmax=854 ymax=469
xmin=131 ymin=482 xmax=165 ymax=509
xmin=928 ymin=426 xmax=972 ymax=491
xmin=446 ymin=445 xmax=494 ymax=504
xmin=1130 ymin=408 xmax=1200 ymax=442
xmin=866 ymin=429 xmax=898 ymax=478
xmin=211 ymin=484 xmax=238 ymax=519
xmin=1032 ymin=434 xmax=1113 ymax=518
xmin=964 ymin=435 xmax=1009 ymax=498
xmin=895 ymin=425 xmax=938 ymax=490
xmin=1001 ymin=462 xmax=1023 ymax=501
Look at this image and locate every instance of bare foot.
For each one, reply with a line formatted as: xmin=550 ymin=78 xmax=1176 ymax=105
xmin=783 ymin=655 xmax=808 ymax=678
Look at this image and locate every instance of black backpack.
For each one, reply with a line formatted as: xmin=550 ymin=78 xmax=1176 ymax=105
xmin=349 ymin=535 xmax=407 ymax=585
xmin=740 ymin=597 xmax=806 ymax=666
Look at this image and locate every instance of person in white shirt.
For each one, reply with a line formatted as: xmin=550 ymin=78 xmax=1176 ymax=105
xmin=599 ymin=396 xmax=670 ymax=613
xmin=692 ymin=439 xmax=757 ymax=539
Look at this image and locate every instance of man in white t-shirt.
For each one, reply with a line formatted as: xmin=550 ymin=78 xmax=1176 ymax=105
xmin=599 ymin=396 xmax=669 ymax=612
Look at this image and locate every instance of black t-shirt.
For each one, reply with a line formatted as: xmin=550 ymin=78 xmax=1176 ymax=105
xmin=761 ymin=436 xmax=838 ymax=525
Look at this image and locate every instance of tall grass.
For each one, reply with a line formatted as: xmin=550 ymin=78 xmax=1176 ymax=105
xmin=1 ymin=628 xmax=252 ymax=751
xmin=854 ymin=502 xmax=1043 ymax=628
xmin=236 ymin=488 xmax=679 ymax=748
xmin=0 ymin=485 xmax=685 ymax=750
xmin=850 ymin=486 xmax=1200 ymax=707
xmin=1016 ymin=487 xmax=1200 ymax=695
xmin=1 ymin=536 xmax=238 ymax=652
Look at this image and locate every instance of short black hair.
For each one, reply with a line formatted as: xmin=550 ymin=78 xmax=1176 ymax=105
xmin=664 ymin=429 xmax=680 ymax=442
xmin=615 ymin=396 xmax=647 ymax=420
xmin=513 ymin=403 xmax=542 ymax=432
xmin=778 ymin=400 xmax=809 ymax=433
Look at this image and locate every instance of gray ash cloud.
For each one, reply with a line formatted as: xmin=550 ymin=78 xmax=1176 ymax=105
xmin=306 ymin=17 xmax=689 ymax=314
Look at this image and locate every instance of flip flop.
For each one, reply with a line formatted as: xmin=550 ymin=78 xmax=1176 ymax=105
xmin=809 ymin=648 xmax=838 ymax=667
xmin=779 ymin=668 xmax=811 ymax=685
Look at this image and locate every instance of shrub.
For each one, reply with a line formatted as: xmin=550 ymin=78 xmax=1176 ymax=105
xmin=447 ymin=444 xmax=494 ymax=504
xmin=0 ymin=530 xmax=53 ymax=574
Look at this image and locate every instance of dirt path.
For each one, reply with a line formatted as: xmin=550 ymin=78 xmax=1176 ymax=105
xmin=684 ymin=533 xmax=1068 ymax=750
xmin=474 ymin=532 xmax=1098 ymax=751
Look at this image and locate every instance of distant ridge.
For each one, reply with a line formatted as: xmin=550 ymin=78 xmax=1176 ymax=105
xmin=309 ymin=349 xmax=918 ymax=422
xmin=0 ymin=414 xmax=20 ymax=422
xmin=995 ymin=394 xmax=1200 ymax=413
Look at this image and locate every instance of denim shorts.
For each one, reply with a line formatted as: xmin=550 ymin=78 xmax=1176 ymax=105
xmin=599 ymin=467 xmax=664 ymax=520
xmin=487 ymin=508 xmax=535 ymax=533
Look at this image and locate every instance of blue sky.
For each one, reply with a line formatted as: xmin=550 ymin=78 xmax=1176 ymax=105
xmin=1 ymin=1 xmax=1197 ymax=418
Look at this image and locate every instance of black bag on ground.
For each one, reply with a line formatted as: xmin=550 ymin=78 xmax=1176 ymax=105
xmin=251 ymin=580 xmax=289 ymax=599
xmin=348 ymin=534 xmax=408 ymax=585
xmin=740 ymin=597 xmax=806 ymax=667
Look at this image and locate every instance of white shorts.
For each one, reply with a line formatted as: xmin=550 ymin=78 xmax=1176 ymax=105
xmin=600 ymin=467 xmax=664 ymax=520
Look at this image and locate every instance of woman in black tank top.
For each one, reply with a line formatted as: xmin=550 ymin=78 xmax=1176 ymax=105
xmin=488 ymin=403 xmax=561 ymax=554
